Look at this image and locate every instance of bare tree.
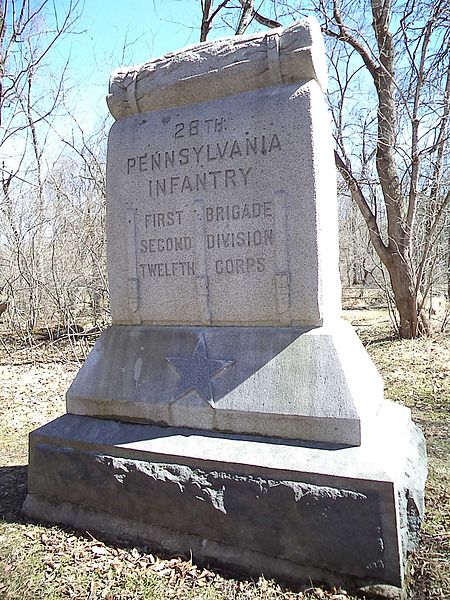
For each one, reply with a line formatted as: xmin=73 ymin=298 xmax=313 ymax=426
xmin=199 ymin=0 xmax=282 ymax=40
xmin=324 ymin=0 xmax=450 ymax=337
xmin=0 ymin=0 xmax=82 ymax=335
xmin=44 ymin=121 xmax=108 ymax=332
xmin=200 ymin=0 xmax=232 ymax=41
xmin=198 ymin=0 xmax=450 ymax=338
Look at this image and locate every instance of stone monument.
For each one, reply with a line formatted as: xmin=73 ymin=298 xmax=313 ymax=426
xmin=23 ymin=19 xmax=427 ymax=590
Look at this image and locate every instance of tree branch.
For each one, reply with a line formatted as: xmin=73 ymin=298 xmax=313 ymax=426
xmin=325 ymin=1 xmax=380 ymax=80
xmin=200 ymin=0 xmax=212 ymax=42
xmin=414 ymin=189 xmax=450 ymax=296
xmin=235 ymin=0 xmax=253 ymax=35
xmin=334 ymin=150 xmax=390 ymax=266
xmin=237 ymin=0 xmax=280 ymax=29
xmin=405 ymin=6 xmax=441 ymax=235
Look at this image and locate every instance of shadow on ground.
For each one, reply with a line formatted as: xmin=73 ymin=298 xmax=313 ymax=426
xmin=0 ymin=465 xmax=28 ymax=522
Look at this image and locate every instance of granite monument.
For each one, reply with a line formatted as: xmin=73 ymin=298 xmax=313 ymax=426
xmin=23 ymin=18 xmax=427 ymax=590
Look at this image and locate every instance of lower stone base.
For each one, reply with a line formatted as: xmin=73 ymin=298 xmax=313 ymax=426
xmin=23 ymin=402 xmax=426 ymax=588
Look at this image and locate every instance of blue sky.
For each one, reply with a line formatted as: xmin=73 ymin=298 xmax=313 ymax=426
xmin=75 ymin=0 xmax=204 ymax=69
xmin=51 ymin=0 xmax=297 ymax=129
xmin=55 ymin=1 xmax=232 ymax=127
xmin=3 ymin=1 xmax=284 ymax=171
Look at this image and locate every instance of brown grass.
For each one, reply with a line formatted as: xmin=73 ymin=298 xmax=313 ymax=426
xmin=0 ymin=312 xmax=448 ymax=599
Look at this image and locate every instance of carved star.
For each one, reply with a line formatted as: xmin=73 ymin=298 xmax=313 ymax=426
xmin=167 ymin=334 xmax=233 ymax=404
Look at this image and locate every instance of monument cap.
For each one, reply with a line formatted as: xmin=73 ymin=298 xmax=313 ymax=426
xmin=107 ymin=18 xmax=328 ymax=120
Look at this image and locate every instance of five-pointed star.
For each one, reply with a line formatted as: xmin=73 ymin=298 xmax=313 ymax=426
xmin=166 ymin=334 xmax=234 ymax=403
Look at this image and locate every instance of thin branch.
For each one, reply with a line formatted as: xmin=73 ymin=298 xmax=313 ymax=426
xmin=235 ymin=0 xmax=253 ymax=35
xmin=237 ymin=0 xmax=280 ymax=29
xmin=414 ymin=190 xmax=450 ymax=296
xmin=334 ymin=150 xmax=390 ymax=266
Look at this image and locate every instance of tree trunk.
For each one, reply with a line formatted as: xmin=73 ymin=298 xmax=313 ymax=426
xmin=200 ymin=0 xmax=212 ymax=42
xmin=235 ymin=0 xmax=254 ymax=35
xmin=0 ymin=1 xmax=5 ymax=127
xmin=447 ymin=228 xmax=450 ymax=300
xmin=386 ymin=254 xmax=420 ymax=338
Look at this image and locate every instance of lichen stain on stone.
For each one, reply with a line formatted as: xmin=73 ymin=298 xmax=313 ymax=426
xmin=133 ymin=357 xmax=143 ymax=387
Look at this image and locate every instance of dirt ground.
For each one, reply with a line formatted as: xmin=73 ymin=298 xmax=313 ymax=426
xmin=0 ymin=310 xmax=448 ymax=599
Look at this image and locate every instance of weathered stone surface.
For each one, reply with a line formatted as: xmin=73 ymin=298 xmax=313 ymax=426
xmin=24 ymin=18 xmax=427 ymax=593
xmin=67 ymin=321 xmax=384 ymax=445
xmin=107 ymin=79 xmax=340 ymax=327
xmin=397 ymin=422 xmax=428 ymax=559
xmin=356 ymin=584 xmax=407 ymax=599
xmin=23 ymin=403 xmax=426 ymax=588
xmin=107 ymin=18 xmax=328 ymax=119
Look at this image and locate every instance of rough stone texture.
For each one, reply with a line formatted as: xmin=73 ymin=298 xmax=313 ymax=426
xmin=23 ymin=18 xmax=427 ymax=592
xmin=396 ymin=423 xmax=428 ymax=559
xmin=23 ymin=404 xmax=426 ymax=588
xmin=107 ymin=19 xmax=328 ymax=119
xmin=356 ymin=585 xmax=407 ymax=600
xmin=106 ymin=80 xmax=341 ymax=328
xmin=67 ymin=321 xmax=384 ymax=445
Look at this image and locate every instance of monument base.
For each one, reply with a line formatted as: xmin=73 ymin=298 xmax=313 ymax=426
xmin=66 ymin=321 xmax=385 ymax=446
xmin=23 ymin=402 xmax=426 ymax=589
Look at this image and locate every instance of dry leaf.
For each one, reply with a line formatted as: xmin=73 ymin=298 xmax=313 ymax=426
xmin=91 ymin=545 xmax=108 ymax=556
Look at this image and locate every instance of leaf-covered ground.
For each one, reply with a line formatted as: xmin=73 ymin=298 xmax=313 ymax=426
xmin=0 ymin=311 xmax=448 ymax=599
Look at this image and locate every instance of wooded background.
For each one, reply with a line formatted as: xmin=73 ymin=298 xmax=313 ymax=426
xmin=0 ymin=0 xmax=448 ymax=339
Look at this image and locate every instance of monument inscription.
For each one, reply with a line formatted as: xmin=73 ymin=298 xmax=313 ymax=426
xmin=107 ymin=82 xmax=340 ymax=326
